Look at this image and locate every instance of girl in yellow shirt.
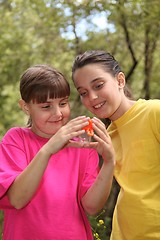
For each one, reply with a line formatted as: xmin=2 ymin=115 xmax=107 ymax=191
xmin=72 ymin=50 xmax=160 ymax=240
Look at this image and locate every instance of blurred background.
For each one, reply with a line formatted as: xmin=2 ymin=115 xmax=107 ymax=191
xmin=0 ymin=0 xmax=160 ymax=239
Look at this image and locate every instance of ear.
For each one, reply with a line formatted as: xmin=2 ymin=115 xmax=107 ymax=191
xmin=19 ymin=99 xmax=30 ymax=115
xmin=117 ymin=72 xmax=125 ymax=89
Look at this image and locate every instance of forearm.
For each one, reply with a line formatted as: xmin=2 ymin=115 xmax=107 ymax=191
xmin=82 ymin=161 xmax=114 ymax=216
xmin=7 ymin=148 xmax=51 ymax=209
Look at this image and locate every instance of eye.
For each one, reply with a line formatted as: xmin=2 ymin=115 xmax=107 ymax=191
xmin=59 ymin=99 xmax=69 ymax=107
xmin=40 ymin=103 xmax=52 ymax=109
xmin=42 ymin=105 xmax=51 ymax=109
xmin=79 ymin=90 xmax=88 ymax=97
xmin=94 ymin=82 xmax=104 ymax=90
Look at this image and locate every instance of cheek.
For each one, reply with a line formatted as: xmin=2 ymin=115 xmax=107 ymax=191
xmin=81 ymin=97 xmax=89 ymax=107
xmin=81 ymin=99 xmax=91 ymax=109
xmin=63 ymin=106 xmax=71 ymax=118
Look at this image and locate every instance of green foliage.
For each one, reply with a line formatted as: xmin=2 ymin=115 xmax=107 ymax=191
xmin=88 ymin=210 xmax=111 ymax=240
xmin=0 ymin=0 xmax=159 ymax=238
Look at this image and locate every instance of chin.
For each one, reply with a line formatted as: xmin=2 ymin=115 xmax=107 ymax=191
xmin=93 ymin=110 xmax=106 ymax=119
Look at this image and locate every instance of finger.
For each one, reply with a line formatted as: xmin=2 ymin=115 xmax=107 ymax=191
xmin=92 ymin=117 xmax=105 ymax=127
xmin=68 ymin=140 xmax=86 ymax=148
xmin=67 ymin=117 xmax=90 ymax=132
xmin=69 ymin=116 xmax=90 ymax=124
xmin=92 ymin=124 xmax=110 ymax=141
xmin=92 ymin=118 xmax=106 ymax=132
xmin=84 ymin=141 xmax=98 ymax=149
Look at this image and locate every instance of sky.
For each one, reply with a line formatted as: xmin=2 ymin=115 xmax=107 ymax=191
xmin=61 ymin=11 xmax=115 ymax=40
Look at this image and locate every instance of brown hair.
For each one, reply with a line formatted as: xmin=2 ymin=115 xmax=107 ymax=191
xmin=20 ymin=64 xmax=70 ymax=103
xmin=72 ymin=50 xmax=133 ymax=99
xmin=72 ymin=50 xmax=122 ymax=78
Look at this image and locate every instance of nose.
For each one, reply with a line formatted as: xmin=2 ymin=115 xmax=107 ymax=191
xmin=89 ymin=91 xmax=98 ymax=101
xmin=51 ymin=106 xmax=62 ymax=117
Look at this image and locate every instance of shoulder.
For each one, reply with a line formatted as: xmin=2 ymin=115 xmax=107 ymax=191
xmin=138 ymin=98 xmax=160 ymax=110
xmin=1 ymin=127 xmax=30 ymax=145
xmin=139 ymin=99 xmax=160 ymax=132
xmin=143 ymin=99 xmax=160 ymax=117
xmin=133 ymin=99 xmax=160 ymax=118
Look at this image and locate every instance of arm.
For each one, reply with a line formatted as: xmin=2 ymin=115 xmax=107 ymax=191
xmin=7 ymin=116 xmax=89 ymax=209
xmin=81 ymin=117 xmax=115 ymax=216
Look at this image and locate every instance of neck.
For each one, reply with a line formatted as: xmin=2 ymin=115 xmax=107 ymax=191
xmin=110 ymin=97 xmax=136 ymax=121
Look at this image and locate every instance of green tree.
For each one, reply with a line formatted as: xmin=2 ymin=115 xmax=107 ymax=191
xmin=0 ymin=1 xmax=159 ymax=239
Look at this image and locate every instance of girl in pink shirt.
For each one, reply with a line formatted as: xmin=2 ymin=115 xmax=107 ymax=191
xmin=0 ymin=65 xmax=115 ymax=240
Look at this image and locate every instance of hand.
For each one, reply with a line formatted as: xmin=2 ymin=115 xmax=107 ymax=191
xmin=43 ymin=116 xmax=90 ymax=155
xmin=80 ymin=117 xmax=115 ymax=165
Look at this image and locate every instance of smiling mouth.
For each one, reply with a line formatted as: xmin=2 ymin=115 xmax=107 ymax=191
xmin=48 ymin=119 xmax=62 ymax=123
xmin=94 ymin=101 xmax=106 ymax=109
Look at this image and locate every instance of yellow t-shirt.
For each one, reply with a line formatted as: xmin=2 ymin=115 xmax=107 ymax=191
xmin=108 ymin=99 xmax=160 ymax=240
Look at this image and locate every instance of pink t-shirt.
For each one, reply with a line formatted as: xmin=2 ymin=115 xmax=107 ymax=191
xmin=0 ymin=127 xmax=99 ymax=240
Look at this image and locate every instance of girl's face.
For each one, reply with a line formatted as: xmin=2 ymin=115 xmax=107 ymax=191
xmin=73 ymin=63 xmax=125 ymax=121
xmin=20 ymin=97 xmax=70 ymax=138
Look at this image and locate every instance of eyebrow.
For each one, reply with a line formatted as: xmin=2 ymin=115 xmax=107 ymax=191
xmin=46 ymin=96 xmax=69 ymax=102
xmin=77 ymin=77 xmax=104 ymax=91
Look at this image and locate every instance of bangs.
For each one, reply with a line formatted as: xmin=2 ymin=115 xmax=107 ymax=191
xmin=31 ymin=79 xmax=70 ymax=103
xmin=20 ymin=64 xmax=70 ymax=103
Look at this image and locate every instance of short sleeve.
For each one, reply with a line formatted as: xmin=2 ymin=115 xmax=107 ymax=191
xmin=0 ymin=128 xmax=27 ymax=209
